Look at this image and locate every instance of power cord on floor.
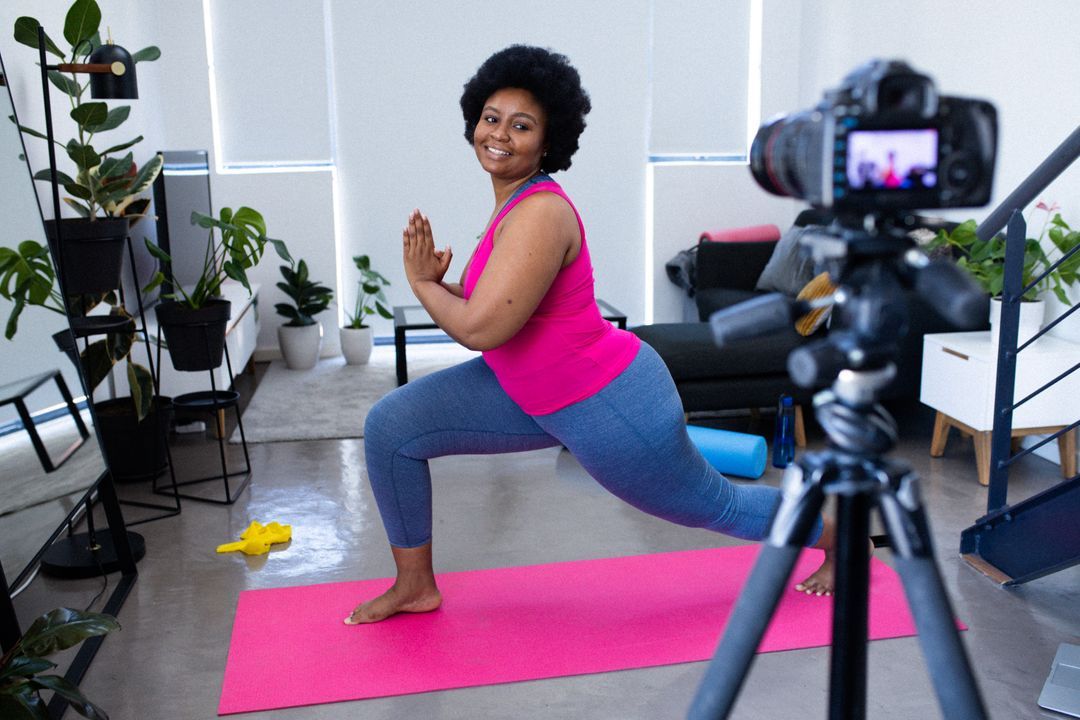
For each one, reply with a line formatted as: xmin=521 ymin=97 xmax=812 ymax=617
xmin=82 ymin=539 xmax=110 ymax=612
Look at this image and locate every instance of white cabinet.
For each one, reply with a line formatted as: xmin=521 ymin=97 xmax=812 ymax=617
xmin=920 ymin=331 xmax=1079 ymax=485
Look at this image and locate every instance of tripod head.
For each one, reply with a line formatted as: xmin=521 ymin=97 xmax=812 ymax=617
xmin=710 ymin=212 xmax=987 ymax=409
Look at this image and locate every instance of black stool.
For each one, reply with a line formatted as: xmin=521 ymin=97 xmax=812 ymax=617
xmin=0 ymin=369 xmax=89 ymax=473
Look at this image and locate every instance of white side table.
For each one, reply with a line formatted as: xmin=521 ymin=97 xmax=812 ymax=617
xmin=920 ymin=331 xmax=1080 ymax=485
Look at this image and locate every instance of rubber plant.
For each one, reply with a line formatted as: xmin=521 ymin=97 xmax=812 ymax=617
xmin=275 ymin=257 xmax=334 ymax=327
xmin=4 ymin=0 xmax=165 ymax=420
xmin=0 ymin=607 xmax=119 ymax=719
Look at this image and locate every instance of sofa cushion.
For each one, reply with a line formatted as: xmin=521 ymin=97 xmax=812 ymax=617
xmin=632 ymin=322 xmax=812 ymax=382
xmin=695 ymin=287 xmax=763 ymax=320
xmin=755 ymin=224 xmax=820 ymax=296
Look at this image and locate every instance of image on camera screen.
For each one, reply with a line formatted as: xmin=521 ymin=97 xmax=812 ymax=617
xmin=846 ymin=128 xmax=938 ymax=191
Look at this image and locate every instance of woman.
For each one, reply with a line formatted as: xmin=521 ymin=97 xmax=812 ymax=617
xmin=346 ymin=45 xmax=835 ymax=625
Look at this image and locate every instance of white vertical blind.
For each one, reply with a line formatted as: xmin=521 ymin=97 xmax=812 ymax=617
xmin=206 ymin=0 xmax=333 ymax=166
xmin=649 ymin=0 xmax=752 ymax=157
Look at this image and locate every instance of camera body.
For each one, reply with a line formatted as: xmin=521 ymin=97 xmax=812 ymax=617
xmin=750 ymin=59 xmax=997 ymax=213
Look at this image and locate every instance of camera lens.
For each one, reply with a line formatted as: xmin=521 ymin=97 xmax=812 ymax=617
xmin=749 ymin=111 xmax=824 ymax=203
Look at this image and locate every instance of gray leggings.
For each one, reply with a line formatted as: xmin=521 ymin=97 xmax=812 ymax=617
xmin=363 ymin=342 xmax=821 ymax=548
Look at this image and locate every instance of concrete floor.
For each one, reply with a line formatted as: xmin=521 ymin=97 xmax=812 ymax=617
xmin=9 ymin=367 xmax=1080 ymax=720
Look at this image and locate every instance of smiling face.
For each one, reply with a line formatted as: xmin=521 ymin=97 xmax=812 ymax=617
xmin=472 ymin=87 xmax=548 ymax=182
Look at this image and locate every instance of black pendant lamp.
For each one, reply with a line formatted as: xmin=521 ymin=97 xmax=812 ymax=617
xmin=87 ymin=41 xmax=138 ymax=99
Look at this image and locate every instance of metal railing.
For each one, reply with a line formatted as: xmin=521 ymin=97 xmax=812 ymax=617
xmin=960 ymin=124 xmax=1080 ymax=586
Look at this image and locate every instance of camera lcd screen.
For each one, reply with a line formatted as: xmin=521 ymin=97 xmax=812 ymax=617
xmin=846 ymin=128 xmax=938 ymax=192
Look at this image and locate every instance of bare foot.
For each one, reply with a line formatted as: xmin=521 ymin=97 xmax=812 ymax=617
xmin=794 ymin=538 xmax=875 ymax=597
xmin=343 ymin=583 xmax=442 ymax=625
xmin=795 ymin=547 xmax=836 ymax=596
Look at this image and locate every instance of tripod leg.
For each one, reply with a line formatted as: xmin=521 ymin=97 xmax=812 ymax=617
xmin=829 ymin=491 xmax=871 ymax=720
xmin=688 ymin=463 xmax=827 ymax=720
xmin=878 ymin=471 xmax=988 ymax=720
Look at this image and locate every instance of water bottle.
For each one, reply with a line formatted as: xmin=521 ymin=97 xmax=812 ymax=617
xmin=772 ymin=394 xmax=796 ymax=468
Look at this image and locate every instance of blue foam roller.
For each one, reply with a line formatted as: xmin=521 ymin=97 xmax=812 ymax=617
xmin=686 ymin=425 xmax=768 ymax=479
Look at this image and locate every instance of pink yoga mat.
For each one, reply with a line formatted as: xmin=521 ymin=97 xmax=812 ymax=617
xmin=219 ymin=545 xmax=934 ymax=715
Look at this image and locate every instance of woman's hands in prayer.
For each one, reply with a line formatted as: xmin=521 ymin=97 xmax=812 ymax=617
xmin=403 ymin=209 xmax=452 ymax=290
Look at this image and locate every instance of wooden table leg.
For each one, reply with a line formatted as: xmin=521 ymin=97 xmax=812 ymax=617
xmin=973 ymin=430 xmax=991 ymax=486
xmin=794 ymin=405 xmax=807 ymax=448
xmin=930 ymin=411 xmax=950 ymax=457
xmin=215 ymin=409 xmax=226 ymax=439
xmin=1058 ymin=428 xmax=1077 ymax=479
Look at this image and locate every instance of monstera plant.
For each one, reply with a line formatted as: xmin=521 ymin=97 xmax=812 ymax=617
xmin=0 ymin=607 xmax=119 ymax=719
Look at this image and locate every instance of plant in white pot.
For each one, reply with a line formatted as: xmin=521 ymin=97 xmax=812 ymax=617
xmin=1031 ymin=201 xmax=1080 ymax=342
xmin=340 ymin=254 xmax=392 ymax=365
xmin=927 ymin=218 xmax=1054 ymax=344
xmin=275 ymin=257 xmax=333 ymax=370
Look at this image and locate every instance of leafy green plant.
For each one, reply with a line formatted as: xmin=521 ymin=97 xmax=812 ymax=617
xmin=275 ymin=258 xmax=333 ymax=327
xmin=928 ymin=204 xmax=1079 ymax=304
xmin=0 ymin=607 xmax=119 ymax=719
xmin=0 ymin=240 xmax=64 ymax=339
xmin=2 ymin=0 xmax=162 ymax=420
xmin=0 ymin=240 xmax=152 ymax=420
xmin=144 ymin=206 xmax=291 ymax=310
xmin=12 ymin=0 xmax=163 ymax=220
xmin=1033 ymin=202 xmax=1079 ymax=305
xmin=343 ymin=255 xmax=392 ymax=329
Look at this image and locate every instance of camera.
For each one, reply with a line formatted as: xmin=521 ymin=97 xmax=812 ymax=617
xmin=749 ymin=59 xmax=997 ymax=213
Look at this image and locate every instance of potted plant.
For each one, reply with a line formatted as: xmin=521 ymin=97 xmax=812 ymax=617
xmin=0 ymin=607 xmax=118 ymax=719
xmin=0 ymin=242 xmax=169 ymax=479
xmin=275 ymin=257 xmax=333 ymax=370
xmin=340 ymin=254 xmax=392 ymax=365
xmin=927 ymin=217 xmax=1054 ymax=343
xmin=0 ymin=239 xmax=156 ymax=412
xmin=3 ymin=0 xmax=167 ymax=480
xmin=1032 ymin=201 xmax=1080 ymax=343
xmin=144 ymin=206 xmax=289 ymax=372
xmin=13 ymin=0 xmax=163 ymax=296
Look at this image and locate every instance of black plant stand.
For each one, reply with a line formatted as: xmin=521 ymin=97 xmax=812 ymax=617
xmin=155 ymin=324 xmax=252 ymax=505
xmin=113 ymin=235 xmax=182 ymax=526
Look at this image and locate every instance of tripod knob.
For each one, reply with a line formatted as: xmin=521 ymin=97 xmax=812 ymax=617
xmin=787 ymin=340 xmax=847 ymax=388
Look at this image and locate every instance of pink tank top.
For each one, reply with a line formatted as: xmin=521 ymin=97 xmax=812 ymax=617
xmin=462 ymin=180 xmax=640 ymax=415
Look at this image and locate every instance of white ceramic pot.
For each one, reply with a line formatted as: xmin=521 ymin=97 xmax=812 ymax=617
xmin=277 ymin=322 xmax=323 ymax=370
xmin=339 ymin=326 xmax=373 ymax=365
xmin=989 ymin=297 xmax=1045 ymax=345
xmin=1044 ymin=284 xmax=1080 ymax=344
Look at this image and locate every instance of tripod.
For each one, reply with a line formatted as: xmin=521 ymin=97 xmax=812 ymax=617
xmin=688 ymin=222 xmax=989 ymax=720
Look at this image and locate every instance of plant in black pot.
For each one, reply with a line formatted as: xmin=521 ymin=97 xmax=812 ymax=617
xmin=12 ymin=0 xmax=163 ymax=298
xmin=144 ymin=206 xmax=289 ymax=372
xmin=0 ymin=607 xmax=118 ymax=719
xmin=0 ymin=242 xmax=167 ymax=480
xmin=274 ymin=257 xmax=334 ymax=370
xmin=339 ymin=254 xmax=392 ymax=365
xmin=5 ymin=0 xmax=168 ymax=479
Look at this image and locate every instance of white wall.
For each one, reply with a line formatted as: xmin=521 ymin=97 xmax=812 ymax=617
xmin=328 ymin=0 xmax=651 ymax=336
xmin=3 ymin=1 xmax=1078 ymax=350
xmin=796 ymin=0 xmax=1080 ymax=225
xmin=648 ymin=0 xmax=1080 ymax=323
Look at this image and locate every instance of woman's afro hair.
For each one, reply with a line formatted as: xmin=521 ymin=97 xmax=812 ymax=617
xmin=460 ymin=45 xmax=591 ymax=174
